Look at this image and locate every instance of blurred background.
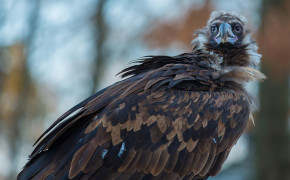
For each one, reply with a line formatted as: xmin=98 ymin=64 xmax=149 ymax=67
xmin=0 ymin=0 xmax=289 ymax=179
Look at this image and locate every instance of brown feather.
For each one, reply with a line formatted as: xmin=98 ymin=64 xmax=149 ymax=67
xmin=145 ymin=148 xmax=162 ymax=173
xmin=124 ymin=150 xmax=143 ymax=173
xmin=186 ymin=139 xmax=199 ymax=152
xmin=69 ymin=138 xmax=97 ymax=178
xmin=83 ymin=141 xmax=110 ymax=173
xmin=178 ymin=152 xmax=195 ymax=177
xmin=136 ymin=151 xmax=153 ymax=170
xmin=164 ymin=151 xmax=179 ymax=173
xmin=209 ymin=150 xmax=230 ymax=176
xmin=195 ymin=146 xmax=211 ymax=174
xmin=199 ymin=143 xmax=217 ymax=177
xmin=151 ymin=150 xmax=170 ymax=176
xmin=150 ymin=125 xmax=163 ymax=144
xmin=118 ymin=148 xmax=137 ymax=172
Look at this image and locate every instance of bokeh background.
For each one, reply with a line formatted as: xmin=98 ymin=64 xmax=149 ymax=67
xmin=0 ymin=0 xmax=289 ymax=179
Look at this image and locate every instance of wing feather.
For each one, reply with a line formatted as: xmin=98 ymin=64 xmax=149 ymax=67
xmin=18 ymin=59 xmax=251 ymax=180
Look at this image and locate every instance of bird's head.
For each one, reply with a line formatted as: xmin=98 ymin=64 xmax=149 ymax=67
xmin=192 ymin=11 xmax=261 ymax=67
xmin=208 ymin=11 xmax=246 ymax=47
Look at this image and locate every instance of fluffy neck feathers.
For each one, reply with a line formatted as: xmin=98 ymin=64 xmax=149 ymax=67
xmin=191 ymin=29 xmax=261 ymax=68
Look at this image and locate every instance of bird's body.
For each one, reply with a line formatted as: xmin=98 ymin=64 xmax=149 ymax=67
xmin=18 ymin=11 xmax=265 ymax=180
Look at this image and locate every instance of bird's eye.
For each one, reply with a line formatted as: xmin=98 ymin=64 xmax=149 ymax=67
xmin=234 ymin=24 xmax=242 ymax=32
xmin=211 ymin=25 xmax=217 ymax=33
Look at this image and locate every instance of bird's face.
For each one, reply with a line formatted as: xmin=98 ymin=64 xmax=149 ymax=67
xmin=209 ymin=18 xmax=244 ymax=48
xmin=192 ymin=11 xmax=261 ymax=67
xmin=192 ymin=11 xmax=249 ymax=50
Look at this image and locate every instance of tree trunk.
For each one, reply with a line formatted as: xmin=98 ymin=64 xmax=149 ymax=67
xmin=256 ymin=67 xmax=290 ymax=180
xmin=0 ymin=44 xmax=31 ymax=180
xmin=255 ymin=0 xmax=290 ymax=179
xmin=91 ymin=0 xmax=108 ymax=93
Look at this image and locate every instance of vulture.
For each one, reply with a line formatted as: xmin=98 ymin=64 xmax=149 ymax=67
xmin=18 ymin=11 xmax=265 ymax=180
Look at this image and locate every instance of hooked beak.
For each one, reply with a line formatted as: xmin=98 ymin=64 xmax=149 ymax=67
xmin=214 ymin=23 xmax=238 ymax=44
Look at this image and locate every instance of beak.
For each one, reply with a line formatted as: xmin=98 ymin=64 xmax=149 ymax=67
xmin=214 ymin=23 xmax=238 ymax=44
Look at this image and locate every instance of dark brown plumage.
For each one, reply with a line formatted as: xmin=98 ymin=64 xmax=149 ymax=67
xmin=18 ymin=11 xmax=265 ymax=180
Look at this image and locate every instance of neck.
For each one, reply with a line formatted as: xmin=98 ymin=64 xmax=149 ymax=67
xmin=191 ymin=33 xmax=261 ymax=68
xmin=191 ymin=36 xmax=265 ymax=88
xmin=204 ymin=43 xmax=250 ymax=67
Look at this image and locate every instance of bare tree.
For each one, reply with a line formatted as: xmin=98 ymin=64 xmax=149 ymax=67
xmin=255 ymin=0 xmax=290 ymax=180
xmin=0 ymin=0 xmax=41 ymax=179
xmin=90 ymin=0 xmax=108 ymax=93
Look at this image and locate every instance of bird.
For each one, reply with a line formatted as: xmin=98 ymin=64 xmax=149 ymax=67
xmin=18 ymin=11 xmax=265 ymax=180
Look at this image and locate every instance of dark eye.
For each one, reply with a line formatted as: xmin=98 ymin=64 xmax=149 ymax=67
xmin=211 ymin=25 xmax=217 ymax=33
xmin=234 ymin=24 xmax=242 ymax=32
